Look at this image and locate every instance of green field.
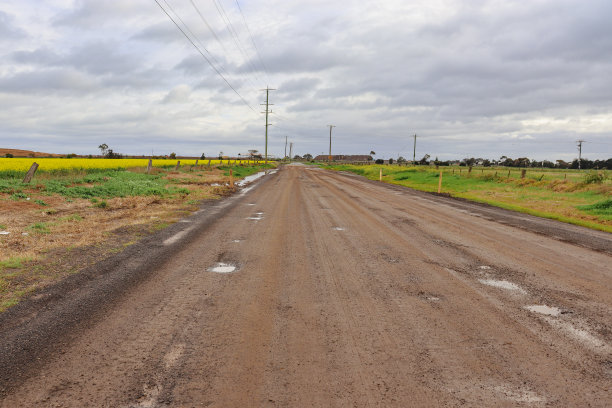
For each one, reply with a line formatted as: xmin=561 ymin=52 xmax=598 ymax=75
xmin=323 ymin=164 xmax=612 ymax=232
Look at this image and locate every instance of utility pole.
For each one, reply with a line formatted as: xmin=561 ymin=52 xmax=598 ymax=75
xmin=289 ymin=142 xmax=293 ymax=162
xmin=260 ymin=87 xmax=276 ymax=164
xmin=284 ymin=136 xmax=288 ymax=160
xmin=328 ymin=125 xmax=336 ymax=164
xmin=576 ymin=140 xmax=585 ymax=169
xmin=413 ymin=134 xmax=417 ymax=164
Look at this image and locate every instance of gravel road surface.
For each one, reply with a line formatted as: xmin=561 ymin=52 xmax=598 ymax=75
xmin=1 ymin=164 xmax=611 ymax=407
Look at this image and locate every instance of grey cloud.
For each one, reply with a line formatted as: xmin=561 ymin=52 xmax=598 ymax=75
xmin=53 ymin=0 xmax=149 ymax=28
xmin=0 ymin=10 xmax=27 ymax=40
xmin=0 ymin=69 xmax=99 ymax=94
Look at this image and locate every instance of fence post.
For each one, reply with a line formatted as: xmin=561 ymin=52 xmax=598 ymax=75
xmin=208 ymin=159 xmax=211 ymax=167
xmin=379 ymin=168 xmax=382 ymax=181
xmin=521 ymin=169 xmax=526 ymax=179
xmin=230 ymin=169 xmax=234 ymax=187
xmin=438 ymin=171 xmax=443 ymax=193
xmin=175 ymin=161 xmax=180 ymax=171
xmin=23 ymin=162 xmax=39 ymax=183
xmin=146 ymin=159 xmax=152 ymax=174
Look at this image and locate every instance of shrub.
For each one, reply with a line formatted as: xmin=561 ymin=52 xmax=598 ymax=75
xmin=582 ymin=170 xmax=607 ymax=184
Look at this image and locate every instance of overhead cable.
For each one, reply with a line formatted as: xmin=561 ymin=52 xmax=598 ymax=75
xmin=154 ymin=0 xmax=257 ymax=113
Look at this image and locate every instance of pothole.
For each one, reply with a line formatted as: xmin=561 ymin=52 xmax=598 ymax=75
xmin=208 ymin=262 xmax=237 ymax=273
xmin=479 ymin=279 xmax=526 ymax=294
xmin=525 ymin=305 xmax=562 ymax=317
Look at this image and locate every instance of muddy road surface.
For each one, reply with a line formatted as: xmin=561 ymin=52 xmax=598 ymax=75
xmin=1 ymin=164 xmax=611 ymax=407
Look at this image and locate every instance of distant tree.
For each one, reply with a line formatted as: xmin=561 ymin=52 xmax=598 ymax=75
xmin=370 ymin=150 xmax=376 ymax=156
xmin=515 ymin=157 xmax=530 ymax=167
xmin=293 ymin=155 xmax=302 ymax=160
xmin=169 ymin=152 xmax=177 ymax=159
xmin=98 ymin=143 xmax=108 ymax=156
xmin=5 ymin=153 xmax=13 ymax=158
xmin=375 ymin=159 xmax=384 ymax=164
xmin=248 ymin=149 xmax=258 ymax=159
xmin=303 ymin=153 xmax=313 ymax=160
xmin=105 ymin=149 xmax=122 ymax=159
xmin=218 ymin=151 xmax=223 ymax=159
xmin=464 ymin=157 xmax=476 ymax=166
xmin=482 ymin=159 xmax=491 ymax=167
xmin=397 ymin=156 xmax=406 ymax=163
xmin=388 ymin=158 xmax=394 ymax=165
xmin=200 ymin=153 xmax=206 ymax=159
xmin=418 ymin=154 xmax=430 ymax=165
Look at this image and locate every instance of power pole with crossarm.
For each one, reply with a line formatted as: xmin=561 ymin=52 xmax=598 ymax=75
xmin=261 ymin=87 xmax=276 ymax=164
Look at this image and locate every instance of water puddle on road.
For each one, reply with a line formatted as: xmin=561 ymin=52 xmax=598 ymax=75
xmin=332 ymin=227 xmax=345 ymax=231
xmin=525 ymin=305 xmax=561 ymax=316
xmin=247 ymin=212 xmax=264 ymax=221
xmin=208 ymin=262 xmax=237 ymax=273
xmin=479 ymin=279 xmax=527 ymax=294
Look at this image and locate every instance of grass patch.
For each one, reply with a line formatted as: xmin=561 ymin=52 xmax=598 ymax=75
xmin=26 ymin=222 xmax=51 ymax=234
xmin=59 ymin=214 xmax=83 ymax=222
xmin=578 ymin=199 xmax=612 ymax=219
xmin=0 ymin=257 xmax=31 ymax=271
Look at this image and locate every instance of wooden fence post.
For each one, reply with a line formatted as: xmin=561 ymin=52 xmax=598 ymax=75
xmin=208 ymin=159 xmax=211 ymax=167
xmin=379 ymin=168 xmax=382 ymax=181
xmin=175 ymin=161 xmax=180 ymax=171
xmin=438 ymin=171 xmax=443 ymax=194
xmin=521 ymin=169 xmax=526 ymax=179
xmin=146 ymin=159 xmax=152 ymax=174
xmin=23 ymin=162 xmax=39 ymax=183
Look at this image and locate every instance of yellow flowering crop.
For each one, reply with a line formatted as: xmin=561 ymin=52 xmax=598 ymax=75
xmin=0 ymin=158 xmax=257 ymax=173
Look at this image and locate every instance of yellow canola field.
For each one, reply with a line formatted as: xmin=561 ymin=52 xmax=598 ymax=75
xmin=0 ymin=158 xmax=256 ymax=172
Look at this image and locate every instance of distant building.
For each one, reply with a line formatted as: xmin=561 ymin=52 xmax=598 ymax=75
xmin=314 ymin=154 xmax=373 ymax=162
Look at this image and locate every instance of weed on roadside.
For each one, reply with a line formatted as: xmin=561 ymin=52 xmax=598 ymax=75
xmin=27 ymin=222 xmax=51 ymax=234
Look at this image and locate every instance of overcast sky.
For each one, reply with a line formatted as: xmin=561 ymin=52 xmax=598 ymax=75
xmin=1 ymin=0 xmax=611 ymax=160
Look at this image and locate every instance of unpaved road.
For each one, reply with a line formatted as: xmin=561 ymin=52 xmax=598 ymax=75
xmin=1 ymin=164 xmax=611 ymax=407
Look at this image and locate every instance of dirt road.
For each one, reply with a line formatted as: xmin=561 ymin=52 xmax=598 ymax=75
xmin=1 ymin=164 xmax=611 ymax=407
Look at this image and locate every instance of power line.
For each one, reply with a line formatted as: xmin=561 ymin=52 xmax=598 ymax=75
xmin=234 ymin=0 xmax=270 ymax=82
xmin=187 ymin=0 xmax=261 ymax=92
xmin=211 ymin=0 xmax=264 ymax=84
xmin=154 ymin=0 xmax=256 ymax=113
xmin=188 ymin=0 xmax=226 ymax=52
